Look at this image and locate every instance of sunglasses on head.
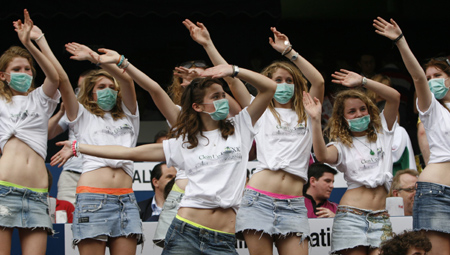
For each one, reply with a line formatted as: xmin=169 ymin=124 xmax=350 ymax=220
xmin=179 ymin=60 xmax=208 ymax=69
xmin=428 ymin=57 xmax=450 ymax=67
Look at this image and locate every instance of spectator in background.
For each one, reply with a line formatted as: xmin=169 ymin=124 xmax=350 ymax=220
xmin=46 ymin=168 xmax=75 ymax=223
xmin=389 ymin=169 xmax=419 ymax=216
xmin=153 ymin=129 xmax=168 ymax=143
xmin=138 ymin=162 xmax=176 ymax=221
xmin=303 ymin=163 xmax=338 ymax=218
xmin=380 ymin=230 xmax=431 ymax=255
xmin=358 ymin=52 xmax=377 ymax=79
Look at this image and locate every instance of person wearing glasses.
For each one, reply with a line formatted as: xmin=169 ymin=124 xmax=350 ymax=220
xmin=389 ymin=169 xmax=419 ymax=216
xmin=374 ymin=16 xmax=450 ymax=255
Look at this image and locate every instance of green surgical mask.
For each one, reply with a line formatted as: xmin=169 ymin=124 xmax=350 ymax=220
xmin=96 ymin=87 xmax=118 ymax=111
xmin=203 ymin=98 xmax=229 ymax=121
xmin=6 ymin=72 xmax=32 ymax=93
xmin=428 ymin=78 xmax=449 ymax=100
xmin=274 ymin=83 xmax=295 ymax=104
xmin=345 ymin=115 xmax=370 ymax=132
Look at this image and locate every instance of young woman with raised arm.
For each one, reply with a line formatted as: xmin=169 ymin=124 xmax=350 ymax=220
xmin=0 ymin=10 xmax=59 ymax=255
xmin=374 ymin=16 xmax=450 ymax=255
xmin=53 ymin=63 xmax=276 ymax=254
xmin=304 ymin=67 xmax=400 ymax=255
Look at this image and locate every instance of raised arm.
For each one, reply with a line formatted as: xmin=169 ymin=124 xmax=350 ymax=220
xmin=373 ymin=17 xmax=430 ymax=112
xmin=65 ymin=43 xmax=137 ymax=115
xmin=303 ymin=92 xmax=338 ymax=164
xmin=269 ymin=27 xmax=324 ymax=103
xmin=93 ymin=48 xmax=180 ymax=125
xmin=48 ymin=103 xmax=65 ymax=140
xmin=332 ymin=69 xmax=400 ymax=130
xmin=51 ymin=140 xmax=165 ymax=167
xmin=183 ymin=19 xmax=248 ymax=112
xmin=201 ymin=64 xmax=276 ymax=125
xmin=27 ymin=25 xmax=79 ymax=121
xmin=14 ymin=9 xmax=58 ymax=97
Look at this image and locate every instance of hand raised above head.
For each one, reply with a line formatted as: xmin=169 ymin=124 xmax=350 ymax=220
xmin=373 ymin=17 xmax=403 ymax=40
xmin=200 ymin=64 xmax=233 ymax=79
xmin=65 ymin=42 xmax=96 ymax=62
xmin=173 ymin=66 xmax=203 ymax=86
xmin=303 ymin=91 xmax=322 ymax=120
xmin=14 ymin=9 xmax=33 ymax=44
xmin=268 ymin=27 xmax=291 ymax=54
xmin=331 ymin=69 xmax=364 ymax=88
xmin=182 ymin=19 xmax=211 ymax=47
xmin=92 ymin=48 xmax=121 ymax=65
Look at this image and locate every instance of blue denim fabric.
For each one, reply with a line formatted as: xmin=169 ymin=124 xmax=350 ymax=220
xmin=413 ymin=182 xmax=450 ymax=234
xmin=162 ymin=217 xmax=238 ymax=255
xmin=72 ymin=192 xmax=143 ymax=246
xmin=153 ymin=190 xmax=184 ymax=248
xmin=0 ymin=184 xmax=53 ymax=234
xmin=330 ymin=206 xmax=393 ymax=254
xmin=235 ymin=189 xmax=310 ymax=242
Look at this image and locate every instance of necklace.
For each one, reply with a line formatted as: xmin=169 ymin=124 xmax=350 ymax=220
xmin=353 ymin=136 xmax=375 ymax=156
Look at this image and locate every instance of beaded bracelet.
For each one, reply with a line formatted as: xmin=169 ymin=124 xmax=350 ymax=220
xmin=72 ymin=140 xmax=79 ymax=157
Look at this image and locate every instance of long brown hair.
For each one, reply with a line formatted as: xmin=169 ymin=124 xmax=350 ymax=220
xmin=261 ymin=61 xmax=308 ymax=125
xmin=0 ymin=46 xmax=36 ymax=102
xmin=77 ymin=69 xmax=125 ymax=120
xmin=169 ymin=77 xmax=234 ymax=149
xmin=168 ymin=62 xmax=208 ymax=105
xmin=326 ymin=89 xmax=382 ymax=147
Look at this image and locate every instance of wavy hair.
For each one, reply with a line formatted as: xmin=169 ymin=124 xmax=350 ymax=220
xmin=77 ymin=69 xmax=125 ymax=120
xmin=0 ymin=46 xmax=36 ymax=102
xmin=168 ymin=77 xmax=235 ymax=149
xmin=326 ymin=89 xmax=382 ymax=147
xmin=167 ymin=63 xmax=208 ymax=105
xmin=261 ymin=60 xmax=308 ymax=126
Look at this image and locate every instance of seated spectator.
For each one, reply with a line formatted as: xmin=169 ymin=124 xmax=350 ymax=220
xmin=303 ymin=162 xmax=338 ymax=218
xmin=389 ymin=169 xmax=419 ymax=216
xmin=138 ymin=162 xmax=176 ymax=221
xmin=47 ymin=168 xmax=75 ymax=223
xmin=380 ymin=230 xmax=431 ymax=255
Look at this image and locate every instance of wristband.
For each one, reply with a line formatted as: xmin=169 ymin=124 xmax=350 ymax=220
xmin=34 ymin=33 xmax=45 ymax=42
xmin=117 ymin=55 xmax=125 ymax=67
xmin=392 ymin=33 xmax=403 ymax=43
xmin=231 ymin=65 xmax=240 ymax=78
xmin=72 ymin=140 xmax=78 ymax=157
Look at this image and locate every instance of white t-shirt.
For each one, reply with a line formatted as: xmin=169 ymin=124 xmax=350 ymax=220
xmin=58 ymin=114 xmax=83 ymax=173
xmin=391 ymin=125 xmax=417 ymax=170
xmin=0 ymin=87 xmax=60 ymax=159
xmin=163 ymin=108 xmax=256 ymax=212
xmin=166 ymin=104 xmax=187 ymax=181
xmin=253 ymin=107 xmax=312 ymax=182
xmin=418 ymin=95 xmax=450 ymax=164
xmin=69 ymin=102 xmax=139 ymax=178
xmin=328 ymin=112 xmax=397 ymax=191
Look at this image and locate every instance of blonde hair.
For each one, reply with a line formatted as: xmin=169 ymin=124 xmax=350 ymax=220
xmin=77 ymin=69 xmax=125 ymax=120
xmin=261 ymin=61 xmax=308 ymax=125
xmin=0 ymin=46 xmax=36 ymax=102
xmin=326 ymin=89 xmax=382 ymax=147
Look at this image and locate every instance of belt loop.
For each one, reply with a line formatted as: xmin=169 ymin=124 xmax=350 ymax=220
xmin=180 ymin=220 xmax=185 ymax=234
xmin=214 ymin=230 xmax=218 ymax=243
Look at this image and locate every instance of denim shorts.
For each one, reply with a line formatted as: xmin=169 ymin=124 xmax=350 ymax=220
xmin=330 ymin=206 xmax=393 ymax=254
xmin=162 ymin=216 xmax=238 ymax=255
xmin=72 ymin=192 xmax=143 ymax=246
xmin=153 ymin=190 xmax=184 ymax=248
xmin=235 ymin=189 xmax=310 ymax=242
xmin=0 ymin=184 xmax=53 ymax=234
xmin=413 ymin=182 xmax=450 ymax=234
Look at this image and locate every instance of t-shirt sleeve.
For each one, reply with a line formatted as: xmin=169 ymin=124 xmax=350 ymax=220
xmin=326 ymin=142 xmax=344 ymax=171
xmin=163 ymin=138 xmax=184 ymax=170
xmin=35 ymin=86 xmax=61 ymax=118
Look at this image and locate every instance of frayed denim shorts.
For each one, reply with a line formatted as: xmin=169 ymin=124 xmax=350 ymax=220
xmin=162 ymin=216 xmax=238 ymax=255
xmin=235 ymin=189 xmax=310 ymax=243
xmin=330 ymin=206 xmax=393 ymax=254
xmin=153 ymin=189 xmax=184 ymax=248
xmin=413 ymin=182 xmax=450 ymax=234
xmin=0 ymin=184 xmax=53 ymax=234
xmin=72 ymin=192 xmax=143 ymax=246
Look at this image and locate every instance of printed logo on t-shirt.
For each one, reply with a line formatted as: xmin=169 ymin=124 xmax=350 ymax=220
xmin=274 ymin=122 xmax=306 ymax=136
xmin=359 ymin=147 xmax=384 ymax=170
xmin=100 ymin=123 xmax=134 ymax=137
xmin=192 ymin=146 xmax=242 ymax=174
xmin=10 ymin=110 xmax=39 ymax=122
